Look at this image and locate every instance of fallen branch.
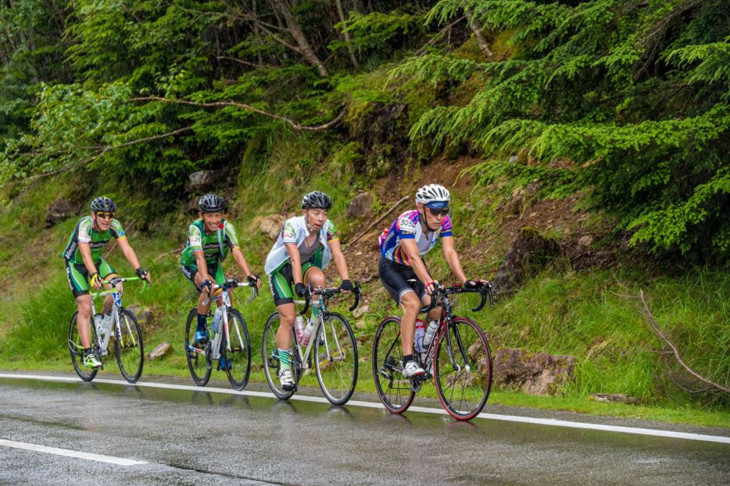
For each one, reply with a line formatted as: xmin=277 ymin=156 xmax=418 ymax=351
xmin=133 ymin=96 xmax=345 ymax=132
xmin=639 ymin=289 xmax=730 ymax=394
xmin=344 ymin=196 xmax=409 ymax=251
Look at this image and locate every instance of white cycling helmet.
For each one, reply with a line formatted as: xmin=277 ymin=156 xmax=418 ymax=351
xmin=415 ymin=184 xmax=451 ymax=209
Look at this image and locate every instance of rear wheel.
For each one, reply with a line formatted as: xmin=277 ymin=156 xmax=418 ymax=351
xmin=185 ymin=308 xmax=211 ymax=386
xmin=434 ymin=317 xmax=492 ymax=421
xmin=68 ymin=311 xmax=99 ymax=382
xmin=223 ymin=308 xmax=251 ymax=390
xmin=372 ymin=316 xmax=414 ymax=414
xmin=315 ymin=312 xmax=358 ymax=406
xmin=262 ymin=312 xmax=295 ymax=400
xmin=115 ymin=309 xmax=144 ymax=383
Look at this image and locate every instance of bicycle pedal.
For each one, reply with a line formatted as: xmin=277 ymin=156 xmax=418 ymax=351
xmin=410 ymin=379 xmax=422 ymax=393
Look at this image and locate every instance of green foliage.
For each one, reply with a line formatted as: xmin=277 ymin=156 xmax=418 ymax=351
xmin=392 ymin=0 xmax=730 ymax=259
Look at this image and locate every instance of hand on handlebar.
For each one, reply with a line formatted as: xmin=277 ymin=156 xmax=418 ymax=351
xmin=464 ymin=279 xmax=489 ymax=289
xmin=247 ymin=273 xmax=261 ymax=288
xmin=425 ymin=280 xmax=442 ymax=295
xmin=295 ymin=282 xmax=310 ymax=299
xmin=200 ymin=279 xmax=213 ymax=294
xmin=340 ymin=279 xmax=353 ymax=293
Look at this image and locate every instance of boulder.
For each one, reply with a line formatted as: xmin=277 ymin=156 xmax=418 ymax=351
xmin=126 ymin=305 xmax=153 ymax=325
xmin=493 ymin=348 xmax=576 ymax=395
xmin=256 ymin=214 xmax=287 ymax=240
xmin=46 ymin=199 xmax=77 ymax=227
xmin=346 ymin=192 xmax=373 ymax=219
xmin=491 ymin=227 xmax=562 ymax=296
xmin=146 ymin=342 xmax=172 ymax=361
xmin=589 ymin=393 xmax=639 ymax=405
xmin=186 ymin=170 xmax=226 ymax=192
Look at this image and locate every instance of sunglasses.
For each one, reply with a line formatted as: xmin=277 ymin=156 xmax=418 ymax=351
xmin=95 ymin=212 xmax=115 ymax=220
xmin=427 ymin=207 xmax=449 ymax=216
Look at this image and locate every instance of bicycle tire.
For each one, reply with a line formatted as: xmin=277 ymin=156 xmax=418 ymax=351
xmin=372 ymin=316 xmax=414 ymax=414
xmin=315 ymin=312 xmax=358 ymax=406
xmin=223 ymin=308 xmax=251 ymax=390
xmin=262 ymin=311 xmax=295 ymax=400
xmin=68 ymin=311 xmax=99 ymax=382
xmin=434 ymin=317 xmax=492 ymax=421
xmin=115 ymin=308 xmax=144 ymax=383
xmin=185 ymin=307 xmax=211 ymax=386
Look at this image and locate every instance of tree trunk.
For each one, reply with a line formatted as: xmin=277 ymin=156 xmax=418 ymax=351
xmin=335 ymin=0 xmax=360 ymax=70
xmin=269 ymin=0 xmax=329 ymax=77
xmin=467 ymin=10 xmax=492 ymax=58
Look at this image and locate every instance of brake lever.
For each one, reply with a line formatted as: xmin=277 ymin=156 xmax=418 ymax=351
xmin=348 ymin=282 xmax=361 ymax=312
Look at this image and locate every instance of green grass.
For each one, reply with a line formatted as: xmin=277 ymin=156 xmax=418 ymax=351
xmin=1 ymin=155 xmax=729 ymax=431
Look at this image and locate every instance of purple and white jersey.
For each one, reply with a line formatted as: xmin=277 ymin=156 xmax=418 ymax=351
xmin=380 ymin=210 xmax=453 ymax=265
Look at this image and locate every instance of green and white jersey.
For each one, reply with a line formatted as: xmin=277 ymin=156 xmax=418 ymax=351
xmin=62 ymin=216 xmax=126 ymax=264
xmin=264 ymin=216 xmax=339 ymax=275
xmin=180 ymin=219 xmax=240 ymax=268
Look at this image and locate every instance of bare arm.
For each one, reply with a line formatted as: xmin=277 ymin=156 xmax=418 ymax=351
xmin=285 ymin=242 xmax=304 ymax=284
xmin=441 ymin=236 xmax=467 ymax=284
xmin=328 ymin=239 xmax=350 ymax=282
xmin=79 ymin=243 xmax=98 ymax=277
xmin=231 ymin=247 xmax=254 ymax=280
xmin=401 ymin=238 xmax=433 ymax=285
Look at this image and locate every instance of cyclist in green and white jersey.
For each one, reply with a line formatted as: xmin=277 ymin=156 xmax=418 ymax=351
xmin=264 ymin=191 xmax=352 ymax=390
xmin=63 ymin=197 xmax=151 ymax=368
xmin=181 ymin=194 xmax=261 ymax=345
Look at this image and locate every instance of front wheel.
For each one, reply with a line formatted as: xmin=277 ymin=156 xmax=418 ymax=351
xmin=262 ymin=312 xmax=295 ymax=400
xmin=372 ymin=316 xmax=414 ymax=414
xmin=223 ymin=308 xmax=251 ymax=391
xmin=315 ymin=312 xmax=358 ymax=406
xmin=68 ymin=311 xmax=99 ymax=382
xmin=185 ymin=308 xmax=211 ymax=386
xmin=115 ymin=308 xmax=144 ymax=383
xmin=434 ymin=317 xmax=492 ymax=421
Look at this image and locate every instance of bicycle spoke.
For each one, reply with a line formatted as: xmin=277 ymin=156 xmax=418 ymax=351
xmin=224 ymin=309 xmax=250 ymax=390
xmin=315 ymin=313 xmax=357 ymax=405
xmin=262 ymin=312 xmax=295 ymax=400
xmin=434 ymin=317 xmax=492 ymax=421
xmin=68 ymin=312 xmax=99 ymax=382
xmin=372 ymin=317 xmax=414 ymax=414
xmin=115 ymin=309 xmax=144 ymax=383
xmin=185 ymin=308 xmax=211 ymax=386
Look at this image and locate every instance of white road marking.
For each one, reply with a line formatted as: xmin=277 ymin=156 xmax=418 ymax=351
xmin=0 ymin=438 xmax=147 ymax=466
xmin=1 ymin=373 xmax=729 ymax=445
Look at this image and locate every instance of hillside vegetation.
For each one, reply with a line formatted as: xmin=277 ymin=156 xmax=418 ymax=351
xmin=0 ymin=0 xmax=728 ymax=425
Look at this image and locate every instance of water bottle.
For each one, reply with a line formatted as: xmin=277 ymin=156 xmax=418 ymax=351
xmin=414 ymin=319 xmax=425 ymax=353
xmin=212 ymin=307 xmax=223 ymax=332
xmin=101 ymin=312 xmax=113 ymax=335
xmin=422 ymin=320 xmax=439 ymax=348
xmin=300 ymin=318 xmax=316 ymax=346
xmin=294 ymin=315 xmax=306 ymax=343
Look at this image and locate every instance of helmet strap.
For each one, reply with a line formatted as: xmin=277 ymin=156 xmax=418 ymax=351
xmin=419 ymin=207 xmax=436 ymax=232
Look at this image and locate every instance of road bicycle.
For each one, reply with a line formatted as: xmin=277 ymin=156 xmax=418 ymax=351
xmin=68 ymin=276 xmax=146 ymax=383
xmin=262 ymin=283 xmax=361 ymax=405
xmin=372 ymin=282 xmax=493 ymax=421
xmin=185 ymin=279 xmax=257 ymax=391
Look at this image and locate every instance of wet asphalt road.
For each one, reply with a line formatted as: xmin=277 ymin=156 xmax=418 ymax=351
xmin=0 ymin=374 xmax=728 ymax=485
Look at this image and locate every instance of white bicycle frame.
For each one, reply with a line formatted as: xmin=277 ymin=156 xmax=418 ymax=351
xmin=88 ymin=277 xmax=142 ymax=356
xmin=291 ymin=291 xmax=347 ymax=372
xmin=204 ymin=281 xmax=256 ymax=360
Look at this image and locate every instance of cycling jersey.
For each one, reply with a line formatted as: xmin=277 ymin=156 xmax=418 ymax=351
xmin=62 ymin=216 xmax=126 ymax=264
xmin=181 ymin=219 xmax=239 ymax=268
xmin=264 ymin=216 xmax=339 ymax=275
xmin=380 ymin=210 xmax=452 ymax=265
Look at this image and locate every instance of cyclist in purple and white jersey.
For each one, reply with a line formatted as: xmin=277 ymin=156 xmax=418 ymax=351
xmin=379 ymin=184 xmax=485 ymax=378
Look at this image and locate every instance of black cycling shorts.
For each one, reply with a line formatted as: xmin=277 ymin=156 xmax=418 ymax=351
xmin=378 ymin=256 xmax=426 ymax=305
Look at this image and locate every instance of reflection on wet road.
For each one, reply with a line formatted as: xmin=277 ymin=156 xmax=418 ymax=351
xmin=0 ymin=374 xmax=728 ymax=485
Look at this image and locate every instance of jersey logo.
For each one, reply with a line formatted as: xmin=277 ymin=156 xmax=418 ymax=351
xmin=399 ymin=217 xmax=417 ymax=234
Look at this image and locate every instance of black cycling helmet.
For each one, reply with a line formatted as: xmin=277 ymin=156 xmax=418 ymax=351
xmin=90 ymin=196 xmax=117 ymax=213
xmin=301 ymin=191 xmax=332 ymax=210
xmin=198 ymin=193 xmax=224 ymax=213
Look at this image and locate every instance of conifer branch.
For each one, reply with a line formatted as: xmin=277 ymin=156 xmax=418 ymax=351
xmin=132 ymin=97 xmax=345 ymax=131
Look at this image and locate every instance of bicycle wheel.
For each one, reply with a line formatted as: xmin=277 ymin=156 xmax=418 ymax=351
xmin=372 ymin=316 xmax=414 ymax=414
xmin=262 ymin=311 xmax=295 ymax=400
xmin=434 ymin=317 xmax=492 ymax=421
xmin=68 ymin=311 xmax=99 ymax=382
xmin=185 ymin=307 xmax=211 ymax=386
xmin=223 ymin=308 xmax=251 ymax=391
xmin=115 ymin=308 xmax=144 ymax=383
xmin=315 ymin=312 xmax=358 ymax=406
